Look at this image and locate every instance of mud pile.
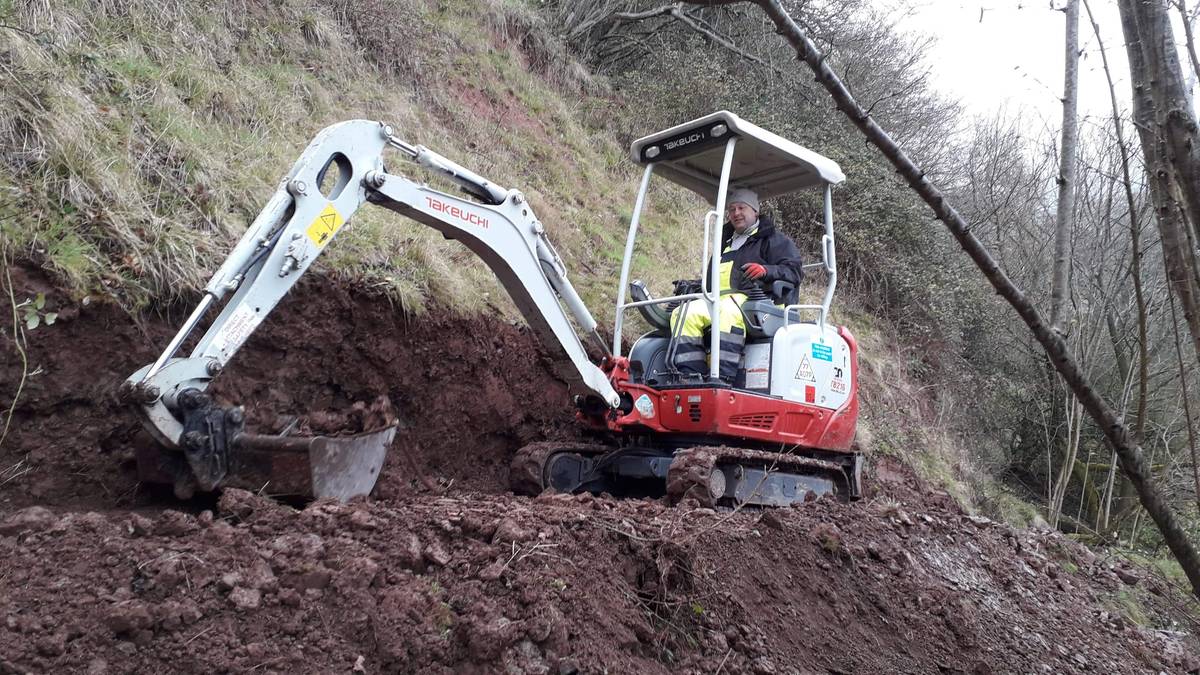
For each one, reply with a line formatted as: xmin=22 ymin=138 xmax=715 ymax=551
xmin=2 ymin=269 xmax=1198 ymax=673
xmin=1 ymin=268 xmax=577 ymax=511
xmin=1 ymin=487 xmax=1195 ymax=673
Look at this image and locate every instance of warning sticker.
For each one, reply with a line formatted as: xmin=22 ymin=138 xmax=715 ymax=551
xmin=811 ymin=343 xmax=833 ymax=362
xmin=210 ymin=305 xmax=263 ymax=359
xmin=634 ymin=394 xmax=656 ymax=419
xmin=746 ymin=367 xmax=770 ymax=390
xmin=804 ymin=385 xmax=816 ymax=403
xmin=305 ymin=203 xmax=345 ymax=247
xmin=794 ymin=355 xmax=815 ymax=382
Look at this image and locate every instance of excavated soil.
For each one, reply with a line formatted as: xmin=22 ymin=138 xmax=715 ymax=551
xmin=2 ymin=266 xmax=1199 ymax=674
xmin=1 ymin=265 xmax=576 ymax=511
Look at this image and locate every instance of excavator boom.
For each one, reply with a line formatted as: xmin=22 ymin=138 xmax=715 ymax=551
xmin=124 ymin=120 xmax=619 ymax=500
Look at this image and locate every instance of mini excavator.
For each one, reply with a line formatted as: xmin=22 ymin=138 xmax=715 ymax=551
xmin=122 ymin=112 xmax=861 ymax=506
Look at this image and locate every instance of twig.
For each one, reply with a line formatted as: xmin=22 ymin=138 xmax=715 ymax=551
xmin=500 ymin=541 xmax=564 ymax=573
xmin=136 ymin=551 xmax=205 ymax=570
xmin=0 ymin=23 xmax=40 ymax=37
xmin=0 ymin=459 xmax=31 ymax=486
xmin=613 ymin=3 xmax=792 ymax=79
xmin=184 ymin=625 xmax=214 ymax=645
xmin=714 ymin=648 xmax=733 ymax=674
xmin=1 ymin=262 xmax=29 ymax=451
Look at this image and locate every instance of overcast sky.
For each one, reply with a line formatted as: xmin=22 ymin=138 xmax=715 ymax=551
xmin=879 ymin=0 xmax=1142 ymax=128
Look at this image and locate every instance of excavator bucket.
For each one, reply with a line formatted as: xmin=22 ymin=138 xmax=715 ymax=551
xmin=227 ymin=427 xmax=396 ymax=501
xmin=133 ymin=423 xmax=396 ymax=502
xmin=124 ymin=379 xmax=397 ymax=502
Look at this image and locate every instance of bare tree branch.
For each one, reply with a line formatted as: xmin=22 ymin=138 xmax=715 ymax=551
xmin=721 ymin=0 xmax=1200 ymax=597
xmin=1173 ymin=0 xmax=1200 ymax=91
xmin=612 ymin=3 xmax=682 ymax=22
xmin=613 ymin=3 xmax=792 ymax=78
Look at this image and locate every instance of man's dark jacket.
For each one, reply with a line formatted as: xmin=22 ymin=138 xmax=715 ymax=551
xmin=703 ymin=215 xmax=804 ymax=305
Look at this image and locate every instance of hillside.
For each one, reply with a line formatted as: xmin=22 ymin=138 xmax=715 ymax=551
xmin=0 ymin=0 xmax=699 ymax=316
xmin=2 ymin=278 xmax=1198 ymax=673
xmin=3 ymin=0 xmax=1200 ymax=672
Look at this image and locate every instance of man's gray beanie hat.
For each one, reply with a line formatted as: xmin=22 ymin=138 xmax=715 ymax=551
xmin=728 ymin=188 xmax=760 ymax=212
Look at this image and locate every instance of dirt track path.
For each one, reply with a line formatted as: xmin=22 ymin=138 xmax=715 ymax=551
xmin=2 ymin=486 xmax=1194 ymax=673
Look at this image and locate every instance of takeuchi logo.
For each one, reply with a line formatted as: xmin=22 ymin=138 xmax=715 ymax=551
xmin=425 ymin=196 xmax=489 ymax=228
xmin=664 ymin=132 xmax=705 ymax=150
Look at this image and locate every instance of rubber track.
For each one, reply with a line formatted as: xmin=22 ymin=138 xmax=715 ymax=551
xmin=509 ymin=441 xmax=613 ymax=496
xmin=666 ymin=446 xmax=848 ymax=508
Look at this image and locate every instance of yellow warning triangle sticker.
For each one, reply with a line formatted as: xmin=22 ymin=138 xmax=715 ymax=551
xmin=306 ymin=203 xmax=345 ymax=247
xmin=795 ymin=355 xmax=815 ymax=381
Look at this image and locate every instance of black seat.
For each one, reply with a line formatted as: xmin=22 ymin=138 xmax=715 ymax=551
xmin=740 ymin=299 xmax=802 ymax=339
xmin=629 ymin=280 xmax=672 ymax=336
xmin=740 ymin=280 xmax=804 ymax=340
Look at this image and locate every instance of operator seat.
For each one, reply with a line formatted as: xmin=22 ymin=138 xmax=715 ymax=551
xmin=625 ymin=280 xmax=809 ymax=387
xmin=628 ymin=280 xmax=672 ymax=337
xmin=627 ymin=280 xmax=807 ymax=341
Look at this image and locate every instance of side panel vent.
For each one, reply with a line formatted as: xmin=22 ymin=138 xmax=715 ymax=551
xmin=729 ymin=413 xmax=777 ymax=430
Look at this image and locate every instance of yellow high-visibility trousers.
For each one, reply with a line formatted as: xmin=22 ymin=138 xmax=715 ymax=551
xmin=669 ymin=293 xmax=747 ymax=380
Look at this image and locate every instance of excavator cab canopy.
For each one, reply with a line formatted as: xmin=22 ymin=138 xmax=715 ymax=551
xmin=629 ymin=110 xmax=844 ymax=203
xmin=613 ymin=111 xmax=845 ymax=366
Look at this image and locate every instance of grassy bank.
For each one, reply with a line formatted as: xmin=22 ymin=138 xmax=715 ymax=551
xmin=0 ymin=0 xmax=700 ymax=320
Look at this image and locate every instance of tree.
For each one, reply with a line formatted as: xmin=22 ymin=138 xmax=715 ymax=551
xmin=1050 ymin=0 xmax=1079 ymax=336
xmin=1118 ymin=0 xmax=1200 ymax=241
xmin=1118 ymin=0 xmax=1200 ymax=372
xmin=692 ymin=0 xmax=1200 ymax=597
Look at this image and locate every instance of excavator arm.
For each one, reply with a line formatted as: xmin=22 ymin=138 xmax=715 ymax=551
xmin=123 ymin=120 xmax=619 ymax=500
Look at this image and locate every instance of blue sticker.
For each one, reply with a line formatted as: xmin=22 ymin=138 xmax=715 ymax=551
xmin=812 ymin=343 xmax=833 ymax=362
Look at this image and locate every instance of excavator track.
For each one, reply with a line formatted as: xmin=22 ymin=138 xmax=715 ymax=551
xmin=510 ymin=441 xmax=614 ymax=496
xmin=666 ymin=446 xmax=858 ymax=508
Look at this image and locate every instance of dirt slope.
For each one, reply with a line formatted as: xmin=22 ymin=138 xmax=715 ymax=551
xmin=1 ymin=265 xmax=577 ymax=511
xmin=1 ymin=269 xmax=1198 ymax=674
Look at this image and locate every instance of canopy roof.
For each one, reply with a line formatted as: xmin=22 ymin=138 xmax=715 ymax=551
xmin=629 ymin=111 xmax=844 ymax=204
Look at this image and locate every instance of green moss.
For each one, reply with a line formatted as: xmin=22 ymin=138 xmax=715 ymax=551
xmin=975 ymin=481 xmax=1046 ymax=529
xmin=1105 ymin=588 xmax=1152 ymax=628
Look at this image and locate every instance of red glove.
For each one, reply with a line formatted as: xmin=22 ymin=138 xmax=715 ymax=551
xmin=741 ymin=263 xmax=768 ymax=280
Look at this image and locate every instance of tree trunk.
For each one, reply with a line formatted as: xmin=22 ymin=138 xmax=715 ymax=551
xmin=1050 ymin=394 xmax=1084 ymax=528
xmin=731 ymin=0 xmax=1200 ymax=597
xmin=1051 ymin=0 xmax=1079 ymax=335
xmin=1118 ymin=0 xmax=1200 ymax=371
xmin=1120 ymin=0 xmax=1200 ymax=244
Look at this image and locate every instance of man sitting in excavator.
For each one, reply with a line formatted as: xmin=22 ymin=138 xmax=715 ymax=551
xmin=670 ymin=188 xmax=805 ymax=381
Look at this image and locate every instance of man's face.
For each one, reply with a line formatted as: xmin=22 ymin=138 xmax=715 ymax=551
xmin=727 ymin=201 xmax=757 ymax=233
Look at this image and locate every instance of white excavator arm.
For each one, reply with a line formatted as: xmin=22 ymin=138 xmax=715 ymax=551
xmin=122 ymin=120 xmax=619 ymax=499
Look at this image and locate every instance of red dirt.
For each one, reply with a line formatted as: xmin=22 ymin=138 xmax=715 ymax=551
xmin=1 ymin=266 xmax=577 ymax=510
xmin=2 ymin=267 xmax=1199 ymax=673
